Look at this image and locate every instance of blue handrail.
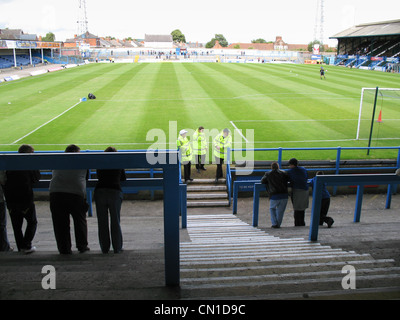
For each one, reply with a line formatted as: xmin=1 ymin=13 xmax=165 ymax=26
xmin=249 ymin=173 xmax=399 ymax=242
xmin=227 ymin=146 xmax=400 ymax=199
xmin=0 ymin=151 xmax=181 ymax=286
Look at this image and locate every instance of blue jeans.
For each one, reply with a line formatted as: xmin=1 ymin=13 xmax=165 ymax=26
xmin=94 ymin=188 xmax=123 ymax=253
xmin=269 ymin=198 xmax=288 ymax=227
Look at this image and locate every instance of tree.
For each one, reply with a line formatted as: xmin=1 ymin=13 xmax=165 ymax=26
xmin=205 ymin=34 xmax=228 ymax=48
xmin=214 ymin=34 xmax=228 ymax=47
xmin=205 ymin=38 xmax=215 ymax=48
xmin=42 ymin=32 xmax=55 ymax=42
xmin=251 ymin=38 xmax=267 ymax=43
xmin=171 ymin=29 xmax=186 ymax=43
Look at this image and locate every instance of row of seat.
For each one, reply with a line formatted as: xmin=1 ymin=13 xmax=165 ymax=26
xmin=0 ymin=54 xmax=42 ymax=69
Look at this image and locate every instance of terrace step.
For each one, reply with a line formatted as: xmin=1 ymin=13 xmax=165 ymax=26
xmin=185 ymin=179 xmax=229 ymax=207
xmin=180 ymin=214 xmax=400 ymax=299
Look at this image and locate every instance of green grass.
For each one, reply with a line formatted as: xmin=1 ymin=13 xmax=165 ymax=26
xmin=0 ymin=62 xmax=399 ymax=160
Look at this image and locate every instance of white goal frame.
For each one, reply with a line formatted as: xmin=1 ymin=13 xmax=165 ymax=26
xmin=356 ymin=87 xmax=400 ymax=140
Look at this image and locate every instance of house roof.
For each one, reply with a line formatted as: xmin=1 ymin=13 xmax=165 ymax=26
xmin=331 ymin=19 xmax=400 ymax=39
xmin=145 ymin=34 xmax=173 ymax=42
xmin=0 ymin=29 xmax=37 ymax=40
xmin=77 ymin=31 xmax=99 ymax=39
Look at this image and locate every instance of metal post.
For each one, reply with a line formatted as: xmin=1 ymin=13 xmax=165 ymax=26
xmin=180 ymin=184 xmax=187 ymax=229
xmin=13 ymin=48 xmax=17 ymax=68
xmin=333 ymin=147 xmax=341 ymax=196
xmin=309 ymin=177 xmax=322 ymax=241
xmin=354 ymin=185 xmax=364 ymax=222
xmin=278 ymin=148 xmax=283 ymax=167
xmin=162 ymin=166 xmax=180 ymax=286
xmin=367 ymin=87 xmax=379 ymax=155
xmin=232 ymin=181 xmax=238 ymax=214
xmin=386 ymin=184 xmax=392 ymax=209
xmin=356 ymin=88 xmax=365 ymax=140
xmin=252 ymin=183 xmax=262 ymax=227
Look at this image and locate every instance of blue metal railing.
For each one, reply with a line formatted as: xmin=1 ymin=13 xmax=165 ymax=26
xmin=309 ymin=173 xmax=400 ymax=241
xmin=0 ymin=149 xmax=187 ymax=228
xmin=0 ymin=151 xmax=181 ymax=286
xmin=227 ymin=146 xmax=400 ymax=200
xmin=248 ymin=173 xmax=400 ymax=242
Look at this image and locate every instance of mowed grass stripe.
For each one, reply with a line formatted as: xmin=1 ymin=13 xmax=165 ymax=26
xmin=0 ymin=64 xmax=127 ymax=145
xmin=60 ymin=63 xmax=155 ymax=147
xmin=174 ymin=63 xmax=231 ymax=131
xmin=229 ymin=63 xmax=360 ymax=139
xmin=204 ymin=63 xmax=354 ymax=142
xmin=0 ymin=63 xmax=398 ymax=159
xmin=133 ymin=63 xmax=190 ymax=146
xmin=236 ymin=63 xmax=360 ymax=111
xmin=18 ymin=64 xmax=150 ymax=147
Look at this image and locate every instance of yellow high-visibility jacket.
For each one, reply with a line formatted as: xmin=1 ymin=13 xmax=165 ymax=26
xmin=177 ymin=135 xmax=192 ymax=162
xmin=192 ymin=129 xmax=207 ymax=156
xmin=213 ymin=131 xmax=232 ymax=160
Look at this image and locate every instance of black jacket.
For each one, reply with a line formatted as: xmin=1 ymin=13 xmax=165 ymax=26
xmin=4 ymin=170 xmax=41 ymax=204
xmin=261 ymin=169 xmax=289 ymax=196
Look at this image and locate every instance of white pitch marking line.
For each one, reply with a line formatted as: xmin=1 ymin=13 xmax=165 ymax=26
xmin=230 ymin=120 xmax=249 ymax=143
xmin=12 ymin=100 xmax=83 ymax=145
xmin=233 ymin=119 xmax=400 ymax=122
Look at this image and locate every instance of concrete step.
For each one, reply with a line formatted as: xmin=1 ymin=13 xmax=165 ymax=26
xmin=187 ymin=200 xmax=230 ymax=207
xmin=180 ymin=213 xmax=400 ymax=299
xmin=180 ymin=273 xmax=400 ymax=299
xmin=188 ymin=179 xmax=226 ymax=184
xmin=181 ymin=267 xmax=400 ymax=285
xmin=180 ymin=259 xmax=397 ymax=278
xmin=187 ymin=185 xmax=227 ymax=192
xmin=187 ymin=192 xmax=228 ymax=200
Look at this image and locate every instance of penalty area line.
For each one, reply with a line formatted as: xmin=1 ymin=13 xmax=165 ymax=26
xmin=230 ymin=120 xmax=249 ymax=143
xmin=12 ymin=100 xmax=83 ymax=145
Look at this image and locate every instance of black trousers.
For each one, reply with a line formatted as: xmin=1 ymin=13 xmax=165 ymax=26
xmin=215 ymin=157 xmax=224 ymax=179
xmin=195 ymin=154 xmax=206 ymax=170
xmin=294 ymin=210 xmax=305 ymax=226
xmin=50 ymin=192 xmax=88 ymax=254
xmin=7 ymin=201 xmax=37 ymax=251
xmin=182 ymin=161 xmax=192 ymax=181
xmin=319 ymin=198 xmax=331 ymax=225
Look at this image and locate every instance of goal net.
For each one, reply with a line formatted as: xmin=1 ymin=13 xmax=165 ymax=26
xmin=356 ymin=88 xmax=400 ymax=143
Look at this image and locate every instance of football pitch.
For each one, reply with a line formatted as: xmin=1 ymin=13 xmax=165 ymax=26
xmin=1 ymin=62 xmax=399 ymax=160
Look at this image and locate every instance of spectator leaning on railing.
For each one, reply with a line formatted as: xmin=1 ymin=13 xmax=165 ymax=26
xmin=3 ymin=144 xmax=40 ymax=254
xmin=49 ymin=144 xmax=90 ymax=255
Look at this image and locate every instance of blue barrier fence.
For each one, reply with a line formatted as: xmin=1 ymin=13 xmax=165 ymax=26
xmin=228 ymin=146 xmax=400 ymax=200
xmin=0 ymin=150 xmax=188 ymax=223
xmin=0 ymin=151 xmax=182 ymax=286
xmin=310 ymin=174 xmax=400 ymax=241
xmin=251 ymin=175 xmax=399 ymax=232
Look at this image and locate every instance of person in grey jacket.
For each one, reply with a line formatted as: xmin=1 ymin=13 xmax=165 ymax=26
xmin=49 ymin=144 xmax=89 ymax=254
xmin=287 ymin=158 xmax=309 ymax=226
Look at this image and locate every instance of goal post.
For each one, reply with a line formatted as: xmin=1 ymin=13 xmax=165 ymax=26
xmin=356 ymin=87 xmax=400 ymax=140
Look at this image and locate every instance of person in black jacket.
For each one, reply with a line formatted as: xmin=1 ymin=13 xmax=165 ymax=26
xmin=94 ymin=147 xmax=126 ymax=253
xmin=261 ymin=162 xmax=290 ymax=228
xmin=4 ymin=145 xmax=40 ymax=253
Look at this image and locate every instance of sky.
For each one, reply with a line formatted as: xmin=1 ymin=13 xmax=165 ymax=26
xmin=0 ymin=0 xmax=399 ymax=46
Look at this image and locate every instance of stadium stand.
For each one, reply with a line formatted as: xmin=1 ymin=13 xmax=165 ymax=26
xmin=331 ymin=19 xmax=400 ymax=71
xmin=0 ymin=54 xmax=42 ymax=69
